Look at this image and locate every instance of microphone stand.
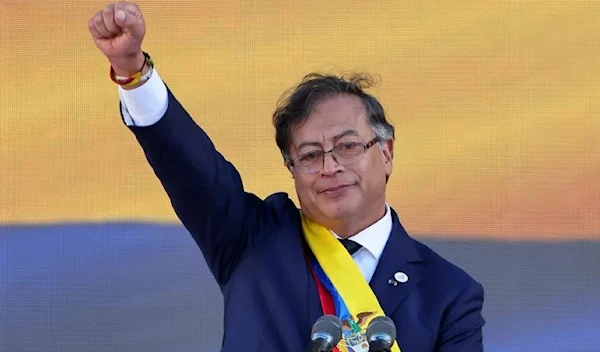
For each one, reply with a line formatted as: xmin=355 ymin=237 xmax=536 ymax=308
xmin=368 ymin=339 xmax=392 ymax=352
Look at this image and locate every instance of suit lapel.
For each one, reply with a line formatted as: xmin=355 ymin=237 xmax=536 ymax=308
xmin=369 ymin=209 xmax=423 ymax=317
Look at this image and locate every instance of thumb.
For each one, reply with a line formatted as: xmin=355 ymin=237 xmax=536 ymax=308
xmin=115 ymin=9 xmax=128 ymax=24
xmin=114 ymin=8 xmax=144 ymax=38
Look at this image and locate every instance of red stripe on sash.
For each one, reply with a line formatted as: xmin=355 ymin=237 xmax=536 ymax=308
xmin=304 ymin=252 xmax=340 ymax=352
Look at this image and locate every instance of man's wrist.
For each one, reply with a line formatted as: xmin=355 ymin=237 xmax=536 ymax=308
xmin=109 ymin=51 xmax=147 ymax=77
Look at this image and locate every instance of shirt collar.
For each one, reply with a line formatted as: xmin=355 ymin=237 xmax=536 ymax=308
xmin=331 ymin=203 xmax=392 ymax=260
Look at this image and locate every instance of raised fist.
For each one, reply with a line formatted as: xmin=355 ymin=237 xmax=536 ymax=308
xmin=88 ymin=2 xmax=146 ymax=76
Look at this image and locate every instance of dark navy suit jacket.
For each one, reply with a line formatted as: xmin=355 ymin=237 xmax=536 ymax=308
xmin=123 ymin=87 xmax=485 ymax=352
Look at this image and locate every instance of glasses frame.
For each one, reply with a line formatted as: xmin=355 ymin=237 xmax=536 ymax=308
xmin=287 ymin=137 xmax=380 ymax=174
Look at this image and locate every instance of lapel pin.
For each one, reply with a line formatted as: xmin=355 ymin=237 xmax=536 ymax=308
xmin=387 ymin=279 xmax=398 ymax=286
xmin=394 ymin=271 xmax=409 ymax=283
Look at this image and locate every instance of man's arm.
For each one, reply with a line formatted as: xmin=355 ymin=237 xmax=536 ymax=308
xmin=123 ymin=71 xmax=270 ymax=286
xmin=88 ymin=2 xmax=271 ymax=286
xmin=436 ymin=281 xmax=485 ymax=351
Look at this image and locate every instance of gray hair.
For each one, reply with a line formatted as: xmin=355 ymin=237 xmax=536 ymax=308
xmin=272 ymin=73 xmax=395 ymax=161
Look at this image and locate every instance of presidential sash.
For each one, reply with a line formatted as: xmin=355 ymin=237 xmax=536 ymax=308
xmin=302 ymin=214 xmax=401 ymax=352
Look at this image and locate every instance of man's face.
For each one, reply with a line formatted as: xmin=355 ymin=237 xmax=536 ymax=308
xmin=287 ymin=94 xmax=393 ymax=232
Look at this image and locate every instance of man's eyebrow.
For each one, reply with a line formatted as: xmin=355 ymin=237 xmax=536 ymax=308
xmin=295 ymin=130 xmax=359 ymax=151
xmin=332 ymin=129 xmax=359 ymax=141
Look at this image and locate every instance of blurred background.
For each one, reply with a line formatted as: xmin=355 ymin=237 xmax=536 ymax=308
xmin=1 ymin=1 xmax=598 ymax=351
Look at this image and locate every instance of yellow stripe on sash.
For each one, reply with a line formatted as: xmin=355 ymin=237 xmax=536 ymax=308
xmin=302 ymin=214 xmax=401 ymax=352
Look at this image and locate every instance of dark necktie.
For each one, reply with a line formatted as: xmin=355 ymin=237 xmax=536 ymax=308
xmin=339 ymin=239 xmax=362 ymax=255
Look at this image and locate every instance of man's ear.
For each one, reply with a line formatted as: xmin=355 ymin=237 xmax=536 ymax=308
xmin=381 ymin=139 xmax=394 ymax=181
xmin=285 ymin=162 xmax=295 ymax=178
xmin=382 ymin=139 xmax=393 ymax=164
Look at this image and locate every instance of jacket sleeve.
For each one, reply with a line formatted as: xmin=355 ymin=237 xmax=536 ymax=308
xmin=436 ymin=281 xmax=485 ymax=351
xmin=122 ymin=86 xmax=271 ymax=286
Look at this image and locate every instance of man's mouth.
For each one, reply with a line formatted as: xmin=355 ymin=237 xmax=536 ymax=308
xmin=319 ymin=184 xmax=352 ymax=195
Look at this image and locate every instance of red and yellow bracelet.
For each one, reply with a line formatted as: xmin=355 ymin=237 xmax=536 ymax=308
xmin=109 ymin=52 xmax=154 ymax=88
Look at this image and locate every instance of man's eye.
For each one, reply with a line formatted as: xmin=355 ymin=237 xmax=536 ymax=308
xmin=338 ymin=142 xmax=361 ymax=151
xmin=299 ymin=151 xmax=321 ymax=162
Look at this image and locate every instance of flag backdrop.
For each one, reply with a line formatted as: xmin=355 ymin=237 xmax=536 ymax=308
xmin=1 ymin=1 xmax=598 ymax=351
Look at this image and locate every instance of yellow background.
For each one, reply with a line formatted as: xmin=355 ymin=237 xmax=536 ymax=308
xmin=1 ymin=1 xmax=598 ymax=240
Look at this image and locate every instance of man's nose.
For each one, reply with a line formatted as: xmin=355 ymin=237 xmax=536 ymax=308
xmin=320 ymin=151 xmax=343 ymax=176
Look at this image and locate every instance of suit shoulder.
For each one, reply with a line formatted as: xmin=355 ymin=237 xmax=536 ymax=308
xmin=263 ymin=192 xmax=297 ymax=210
xmin=262 ymin=192 xmax=301 ymax=223
xmin=264 ymin=191 xmax=293 ymax=204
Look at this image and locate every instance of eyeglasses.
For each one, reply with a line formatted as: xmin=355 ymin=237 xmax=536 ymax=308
xmin=288 ymin=137 xmax=380 ymax=174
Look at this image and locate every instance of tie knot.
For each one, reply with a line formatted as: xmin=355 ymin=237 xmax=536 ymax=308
xmin=339 ymin=239 xmax=362 ymax=255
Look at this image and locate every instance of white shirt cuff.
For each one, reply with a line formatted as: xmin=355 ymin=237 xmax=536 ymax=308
xmin=118 ymin=69 xmax=168 ymax=127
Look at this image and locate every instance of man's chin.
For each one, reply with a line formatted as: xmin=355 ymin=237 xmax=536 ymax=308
xmin=299 ymin=196 xmax=358 ymax=224
xmin=318 ymin=201 xmax=356 ymax=221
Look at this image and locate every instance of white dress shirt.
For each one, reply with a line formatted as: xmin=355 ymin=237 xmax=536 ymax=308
xmin=331 ymin=204 xmax=392 ymax=282
xmin=118 ymin=70 xmax=393 ymax=282
xmin=118 ymin=69 xmax=168 ymax=127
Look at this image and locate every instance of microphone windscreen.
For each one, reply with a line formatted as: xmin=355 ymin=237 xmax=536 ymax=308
xmin=311 ymin=314 xmax=343 ymax=343
xmin=366 ymin=316 xmax=396 ymax=342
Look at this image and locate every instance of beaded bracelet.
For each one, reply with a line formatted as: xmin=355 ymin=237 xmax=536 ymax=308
xmin=109 ymin=52 xmax=154 ymax=87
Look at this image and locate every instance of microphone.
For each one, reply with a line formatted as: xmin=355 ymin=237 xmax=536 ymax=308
xmin=307 ymin=314 xmax=343 ymax=352
xmin=366 ymin=316 xmax=396 ymax=352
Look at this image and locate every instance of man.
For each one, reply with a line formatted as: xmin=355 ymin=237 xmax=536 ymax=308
xmin=88 ymin=2 xmax=485 ymax=351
